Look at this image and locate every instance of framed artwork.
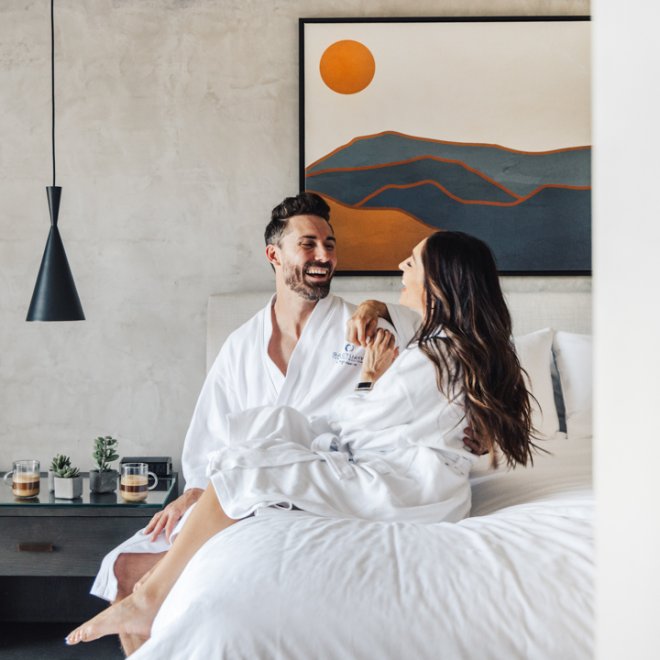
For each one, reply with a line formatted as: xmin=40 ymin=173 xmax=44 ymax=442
xmin=299 ymin=17 xmax=591 ymax=275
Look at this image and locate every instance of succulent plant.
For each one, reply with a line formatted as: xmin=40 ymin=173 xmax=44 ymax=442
xmin=50 ymin=453 xmax=71 ymax=474
xmin=51 ymin=454 xmax=80 ymax=478
xmin=93 ymin=436 xmax=119 ymax=472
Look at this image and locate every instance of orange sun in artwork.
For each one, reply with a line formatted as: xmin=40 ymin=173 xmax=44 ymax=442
xmin=319 ymin=40 xmax=376 ymax=94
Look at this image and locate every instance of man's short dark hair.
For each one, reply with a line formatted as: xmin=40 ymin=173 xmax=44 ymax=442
xmin=265 ymin=192 xmax=331 ymax=246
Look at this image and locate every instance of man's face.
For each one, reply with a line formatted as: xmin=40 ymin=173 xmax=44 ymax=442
xmin=272 ymin=215 xmax=337 ymax=301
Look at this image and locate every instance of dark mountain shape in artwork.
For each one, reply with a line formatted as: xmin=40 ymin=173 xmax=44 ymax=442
xmin=306 ymin=131 xmax=591 ymax=197
xmin=306 ymin=156 xmax=520 ymax=207
xmin=360 ymin=183 xmax=591 ymax=271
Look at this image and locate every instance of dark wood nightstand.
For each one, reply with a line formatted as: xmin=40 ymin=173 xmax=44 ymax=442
xmin=0 ymin=472 xmax=178 ymax=622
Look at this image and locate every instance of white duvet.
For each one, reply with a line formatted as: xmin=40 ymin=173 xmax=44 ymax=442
xmin=131 ymin=435 xmax=592 ymax=660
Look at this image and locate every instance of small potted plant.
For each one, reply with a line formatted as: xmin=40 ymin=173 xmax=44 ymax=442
xmin=52 ymin=455 xmax=82 ymax=499
xmin=89 ymin=436 xmax=119 ymax=494
xmin=49 ymin=453 xmax=70 ymax=492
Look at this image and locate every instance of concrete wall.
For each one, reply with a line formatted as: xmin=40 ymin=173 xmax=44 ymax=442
xmin=0 ymin=0 xmax=589 ymax=476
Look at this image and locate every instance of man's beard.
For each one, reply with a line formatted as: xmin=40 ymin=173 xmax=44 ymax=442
xmin=283 ymin=261 xmax=334 ymax=301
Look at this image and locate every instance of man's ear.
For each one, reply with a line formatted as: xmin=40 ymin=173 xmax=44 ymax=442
xmin=265 ymin=244 xmax=280 ymax=268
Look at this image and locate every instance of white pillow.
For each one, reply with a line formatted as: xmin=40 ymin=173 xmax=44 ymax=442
xmin=514 ymin=328 xmax=560 ymax=441
xmin=552 ymin=332 xmax=592 ymax=439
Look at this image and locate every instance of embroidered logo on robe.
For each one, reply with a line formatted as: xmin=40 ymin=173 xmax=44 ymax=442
xmin=332 ymin=343 xmax=363 ymax=366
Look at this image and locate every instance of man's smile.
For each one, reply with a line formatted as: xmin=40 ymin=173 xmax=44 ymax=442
xmin=304 ymin=264 xmax=332 ymax=280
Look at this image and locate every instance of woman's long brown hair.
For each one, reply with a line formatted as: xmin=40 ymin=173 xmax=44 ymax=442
xmin=414 ymin=231 xmax=535 ymax=468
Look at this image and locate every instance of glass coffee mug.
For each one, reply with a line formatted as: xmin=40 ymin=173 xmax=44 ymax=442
xmin=120 ymin=463 xmax=158 ymax=502
xmin=3 ymin=460 xmax=41 ymax=499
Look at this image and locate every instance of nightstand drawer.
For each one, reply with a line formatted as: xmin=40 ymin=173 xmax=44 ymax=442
xmin=0 ymin=516 xmax=150 ymax=577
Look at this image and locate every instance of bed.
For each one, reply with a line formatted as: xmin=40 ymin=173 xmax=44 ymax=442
xmin=131 ymin=289 xmax=593 ymax=660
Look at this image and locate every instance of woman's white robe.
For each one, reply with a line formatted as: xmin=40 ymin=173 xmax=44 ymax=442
xmin=208 ymin=346 xmax=474 ymax=523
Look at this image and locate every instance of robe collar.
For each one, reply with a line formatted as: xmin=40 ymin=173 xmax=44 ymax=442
xmin=262 ymin=293 xmax=335 ymax=393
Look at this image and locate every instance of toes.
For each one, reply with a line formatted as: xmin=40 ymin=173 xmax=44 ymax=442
xmin=65 ymin=628 xmax=80 ymax=645
xmin=65 ymin=624 xmax=94 ymax=645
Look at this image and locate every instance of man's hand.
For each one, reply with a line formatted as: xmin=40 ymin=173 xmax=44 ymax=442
xmin=347 ymin=300 xmax=392 ymax=347
xmin=361 ymin=329 xmax=398 ymax=383
xmin=463 ymin=426 xmax=488 ymax=455
xmin=144 ymin=487 xmax=204 ymax=543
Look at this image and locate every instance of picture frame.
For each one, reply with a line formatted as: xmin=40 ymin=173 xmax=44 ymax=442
xmin=299 ymin=16 xmax=591 ymax=275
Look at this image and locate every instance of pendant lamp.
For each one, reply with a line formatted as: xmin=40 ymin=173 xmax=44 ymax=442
xmin=26 ymin=0 xmax=84 ymax=322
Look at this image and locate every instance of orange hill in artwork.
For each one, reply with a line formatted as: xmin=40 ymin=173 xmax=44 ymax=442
xmin=321 ymin=194 xmax=434 ymax=272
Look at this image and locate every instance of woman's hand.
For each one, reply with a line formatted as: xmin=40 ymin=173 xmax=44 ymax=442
xmin=360 ymin=328 xmax=399 ymax=383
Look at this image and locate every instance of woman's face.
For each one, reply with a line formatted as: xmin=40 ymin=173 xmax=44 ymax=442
xmin=398 ymin=239 xmax=427 ymax=313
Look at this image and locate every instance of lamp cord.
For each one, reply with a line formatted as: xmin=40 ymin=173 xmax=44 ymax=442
xmin=51 ymin=0 xmax=56 ymax=187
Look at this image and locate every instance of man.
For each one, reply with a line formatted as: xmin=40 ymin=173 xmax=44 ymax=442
xmin=91 ymin=193 xmax=480 ymax=654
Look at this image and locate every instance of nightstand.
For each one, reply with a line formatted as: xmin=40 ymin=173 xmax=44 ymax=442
xmin=0 ymin=472 xmax=178 ymax=622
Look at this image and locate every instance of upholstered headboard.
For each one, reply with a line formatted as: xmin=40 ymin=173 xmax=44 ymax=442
xmin=207 ymin=286 xmax=592 ymax=371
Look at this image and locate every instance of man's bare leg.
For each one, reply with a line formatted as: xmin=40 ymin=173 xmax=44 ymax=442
xmin=66 ymin=485 xmax=237 ymax=648
xmin=113 ymin=552 xmax=166 ymax=656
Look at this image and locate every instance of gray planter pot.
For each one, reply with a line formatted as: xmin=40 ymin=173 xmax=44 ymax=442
xmin=53 ymin=476 xmax=83 ymax=500
xmin=89 ymin=469 xmax=118 ymax=494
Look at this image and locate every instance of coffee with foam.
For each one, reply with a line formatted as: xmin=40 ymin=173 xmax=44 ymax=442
xmin=120 ymin=474 xmax=149 ymax=502
xmin=12 ymin=472 xmax=40 ymax=499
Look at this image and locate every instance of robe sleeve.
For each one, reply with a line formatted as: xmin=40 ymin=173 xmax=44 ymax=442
xmin=328 ymin=351 xmax=418 ymax=437
xmin=385 ymin=303 xmax=421 ymax=346
xmin=181 ymin=342 xmax=239 ymax=491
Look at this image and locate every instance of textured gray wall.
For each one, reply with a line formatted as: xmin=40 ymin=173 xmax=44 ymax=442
xmin=0 ymin=0 xmax=589 ymax=476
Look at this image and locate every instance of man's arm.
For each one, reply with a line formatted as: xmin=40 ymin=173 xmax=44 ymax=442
xmin=144 ymin=487 xmax=204 ymax=542
xmin=347 ymin=300 xmax=421 ymax=347
xmin=346 ymin=300 xmax=392 ymax=347
xmin=463 ymin=426 xmax=488 ymax=456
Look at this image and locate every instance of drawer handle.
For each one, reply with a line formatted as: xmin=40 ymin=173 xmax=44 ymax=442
xmin=18 ymin=542 xmax=54 ymax=553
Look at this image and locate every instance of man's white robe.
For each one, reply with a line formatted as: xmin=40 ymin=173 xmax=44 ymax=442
xmin=91 ymin=294 xmax=418 ymax=601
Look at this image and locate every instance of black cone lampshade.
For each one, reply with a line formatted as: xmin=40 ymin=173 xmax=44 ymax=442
xmin=26 ymin=186 xmax=85 ymax=321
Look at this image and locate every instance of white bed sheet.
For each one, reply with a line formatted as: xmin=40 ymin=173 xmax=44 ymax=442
xmin=131 ymin=435 xmax=593 ymax=660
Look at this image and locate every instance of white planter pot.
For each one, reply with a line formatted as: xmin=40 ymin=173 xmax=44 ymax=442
xmin=53 ymin=476 xmax=83 ymax=499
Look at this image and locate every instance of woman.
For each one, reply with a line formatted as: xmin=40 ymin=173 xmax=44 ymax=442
xmin=67 ymin=231 xmax=534 ymax=648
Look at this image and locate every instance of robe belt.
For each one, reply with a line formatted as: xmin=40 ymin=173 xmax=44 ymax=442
xmin=206 ymin=435 xmax=395 ymax=483
xmin=310 ymin=433 xmax=355 ymax=479
xmin=310 ymin=433 xmax=394 ymax=479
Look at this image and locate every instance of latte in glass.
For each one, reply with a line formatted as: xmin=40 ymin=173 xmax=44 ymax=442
xmin=120 ymin=463 xmax=158 ymax=502
xmin=3 ymin=460 xmax=40 ymax=499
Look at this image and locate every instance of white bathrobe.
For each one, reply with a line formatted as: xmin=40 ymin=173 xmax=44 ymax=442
xmin=91 ymin=294 xmax=419 ymax=601
xmin=208 ymin=345 xmax=474 ymax=523
xmin=182 ymin=294 xmax=418 ymax=491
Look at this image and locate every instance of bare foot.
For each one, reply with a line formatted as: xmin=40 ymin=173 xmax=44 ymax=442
xmin=65 ymin=591 xmax=158 ymax=645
